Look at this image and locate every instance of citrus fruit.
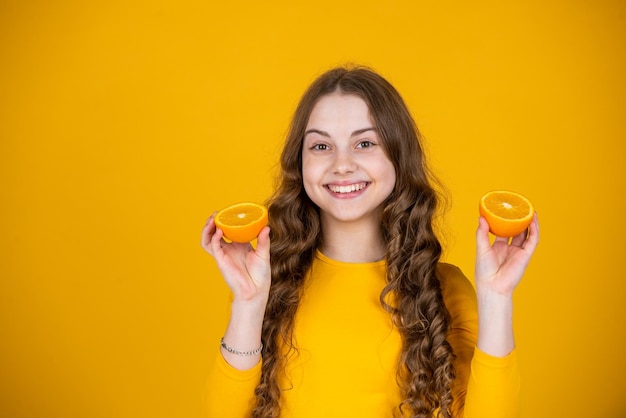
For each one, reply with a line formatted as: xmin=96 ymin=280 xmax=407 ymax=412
xmin=479 ymin=191 xmax=534 ymax=237
xmin=214 ymin=202 xmax=268 ymax=243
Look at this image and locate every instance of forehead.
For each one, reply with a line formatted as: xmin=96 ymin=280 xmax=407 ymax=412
xmin=306 ymin=93 xmax=373 ymax=129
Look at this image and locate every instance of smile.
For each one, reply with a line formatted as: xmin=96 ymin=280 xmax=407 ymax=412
xmin=326 ymin=182 xmax=369 ymax=194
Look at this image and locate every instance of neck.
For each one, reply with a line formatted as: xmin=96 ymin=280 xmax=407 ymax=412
xmin=319 ymin=218 xmax=386 ymax=263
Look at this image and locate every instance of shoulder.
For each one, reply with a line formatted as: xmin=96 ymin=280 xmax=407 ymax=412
xmin=437 ymin=263 xmax=474 ymax=297
xmin=436 ymin=263 xmax=477 ymax=324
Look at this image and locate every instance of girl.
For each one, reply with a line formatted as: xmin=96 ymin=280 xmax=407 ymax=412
xmin=202 ymin=66 xmax=539 ymax=417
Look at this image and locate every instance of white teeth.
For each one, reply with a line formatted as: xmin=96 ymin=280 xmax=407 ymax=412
xmin=328 ymin=182 xmax=367 ymax=193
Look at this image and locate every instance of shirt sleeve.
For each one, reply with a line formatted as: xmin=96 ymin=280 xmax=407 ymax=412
xmin=463 ymin=348 xmax=520 ymax=418
xmin=438 ymin=263 xmax=520 ymax=418
xmin=205 ymin=351 xmax=261 ymax=418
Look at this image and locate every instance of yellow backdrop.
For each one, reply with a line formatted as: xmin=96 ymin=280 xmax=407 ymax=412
xmin=1 ymin=1 xmax=625 ymax=417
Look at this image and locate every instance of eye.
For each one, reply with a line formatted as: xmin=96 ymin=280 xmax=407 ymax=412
xmin=311 ymin=143 xmax=329 ymax=151
xmin=356 ymin=140 xmax=375 ymax=149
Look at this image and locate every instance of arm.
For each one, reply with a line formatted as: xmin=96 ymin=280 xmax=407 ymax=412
xmin=461 ymin=214 xmax=539 ymax=417
xmin=201 ymin=214 xmax=271 ymax=416
xmin=474 ymin=214 xmax=539 ymax=356
xmin=201 ymin=213 xmax=271 ymax=370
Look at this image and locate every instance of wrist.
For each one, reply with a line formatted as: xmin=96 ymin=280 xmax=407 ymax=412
xmin=229 ymin=298 xmax=267 ymax=331
xmin=221 ymin=337 xmax=263 ymax=357
xmin=476 ymin=286 xmax=514 ymax=304
xmin=221 ymin=299 xmax=266 ymax=370
xmin=474 ymin=276 xmax=517 ymax=298
xmin=231 ymin=296 xmax=268 ymax=315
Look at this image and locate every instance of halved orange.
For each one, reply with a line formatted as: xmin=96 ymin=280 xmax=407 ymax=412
xmin=215 ymin=202 xmax=268 ymax=243
xmin=479 ymin=191 xmax=534 ymax=237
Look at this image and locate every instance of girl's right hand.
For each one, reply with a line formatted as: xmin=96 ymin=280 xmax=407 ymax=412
xmin=201 ymin=213 xmax=271 ymax=304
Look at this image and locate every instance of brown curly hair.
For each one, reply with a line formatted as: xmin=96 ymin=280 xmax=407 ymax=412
xmin=253 ymin=66 xmax=455 ymax=418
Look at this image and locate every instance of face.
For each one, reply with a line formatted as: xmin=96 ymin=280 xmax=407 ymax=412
xmin=302 ymin=93 xmax=396 ymax=228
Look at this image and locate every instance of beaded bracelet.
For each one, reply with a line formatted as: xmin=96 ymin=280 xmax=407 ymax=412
xmin=220 ymin=337 xmax=263 ymax=357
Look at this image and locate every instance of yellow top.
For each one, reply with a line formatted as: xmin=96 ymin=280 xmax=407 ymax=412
xmin=207 ymin=251 xmax=519 ymax=417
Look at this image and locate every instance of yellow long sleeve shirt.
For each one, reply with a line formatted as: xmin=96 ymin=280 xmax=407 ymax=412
xmin=207 ymin=251 xmax=519 ymax=417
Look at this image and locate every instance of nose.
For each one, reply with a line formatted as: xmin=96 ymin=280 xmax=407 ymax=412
xmin=333 ymin=149 xmax=357 ymax=174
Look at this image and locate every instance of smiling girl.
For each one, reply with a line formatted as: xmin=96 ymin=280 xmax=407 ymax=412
xmin=202 ymin=66 xmax=539 ymax=417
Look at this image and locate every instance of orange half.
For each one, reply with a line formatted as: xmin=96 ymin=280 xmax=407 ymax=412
xmin=479 ymin=191 xmax=534 ymax=237
xmin=215 ymin=202 xmax=268 ymax=243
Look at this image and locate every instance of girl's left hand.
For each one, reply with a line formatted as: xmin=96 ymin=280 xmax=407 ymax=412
xmin=474 ymin=213 xmax=540 ymax=297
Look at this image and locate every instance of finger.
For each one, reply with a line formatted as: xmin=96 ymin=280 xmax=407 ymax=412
xmin=493 ymin=236 xmax=510 ymax=246
xmin=522 ymin=213 xmax=540 ymax=253
xmin=510 ymin=229 xmax=527 ymax=247
xmin=201 ymin=213 xmax=218 ymax=250
xmin=255 ymin=226 xmax=271 ymax=261
xmin=209 ymin=225 xmax=226 ymax=257
xmin=476 ymin=217 xmax=492 ymax=255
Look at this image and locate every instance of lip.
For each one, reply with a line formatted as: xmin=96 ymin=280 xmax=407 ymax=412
xmin=324 ymin=181 xmax=370 ymax=198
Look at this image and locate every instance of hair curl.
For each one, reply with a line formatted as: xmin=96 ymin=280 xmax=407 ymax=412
xmin=253 ymin=66 xmax=455 ymax=418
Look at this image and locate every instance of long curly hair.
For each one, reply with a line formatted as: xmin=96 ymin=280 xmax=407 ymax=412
xmin=253 ymin=66 xmax=455 ymax=418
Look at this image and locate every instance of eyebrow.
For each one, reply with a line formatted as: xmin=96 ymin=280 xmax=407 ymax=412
xmin=304 ymin=127 xmax=377 ymax=138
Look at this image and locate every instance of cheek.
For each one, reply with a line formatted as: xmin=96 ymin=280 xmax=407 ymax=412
xmin=380 ymin=162 xmax=397 ymax=194
xmin=374 ymin=157 xmax=396 ymax=182
xmin=386 ymin=169 xmax=397 ymax=190
xmin=301 ymin=158 xmax=320 ymax=193
xmin=301 ymin=158 xmax=312 ymax=184
xmin=302 ymin=172 xmax=323 ymax=207
xmin=302 ymin=155 xmax=326 ymax=179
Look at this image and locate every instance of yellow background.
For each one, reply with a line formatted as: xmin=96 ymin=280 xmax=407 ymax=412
xmin=1 ymin=1 xmax=625 ymax=417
